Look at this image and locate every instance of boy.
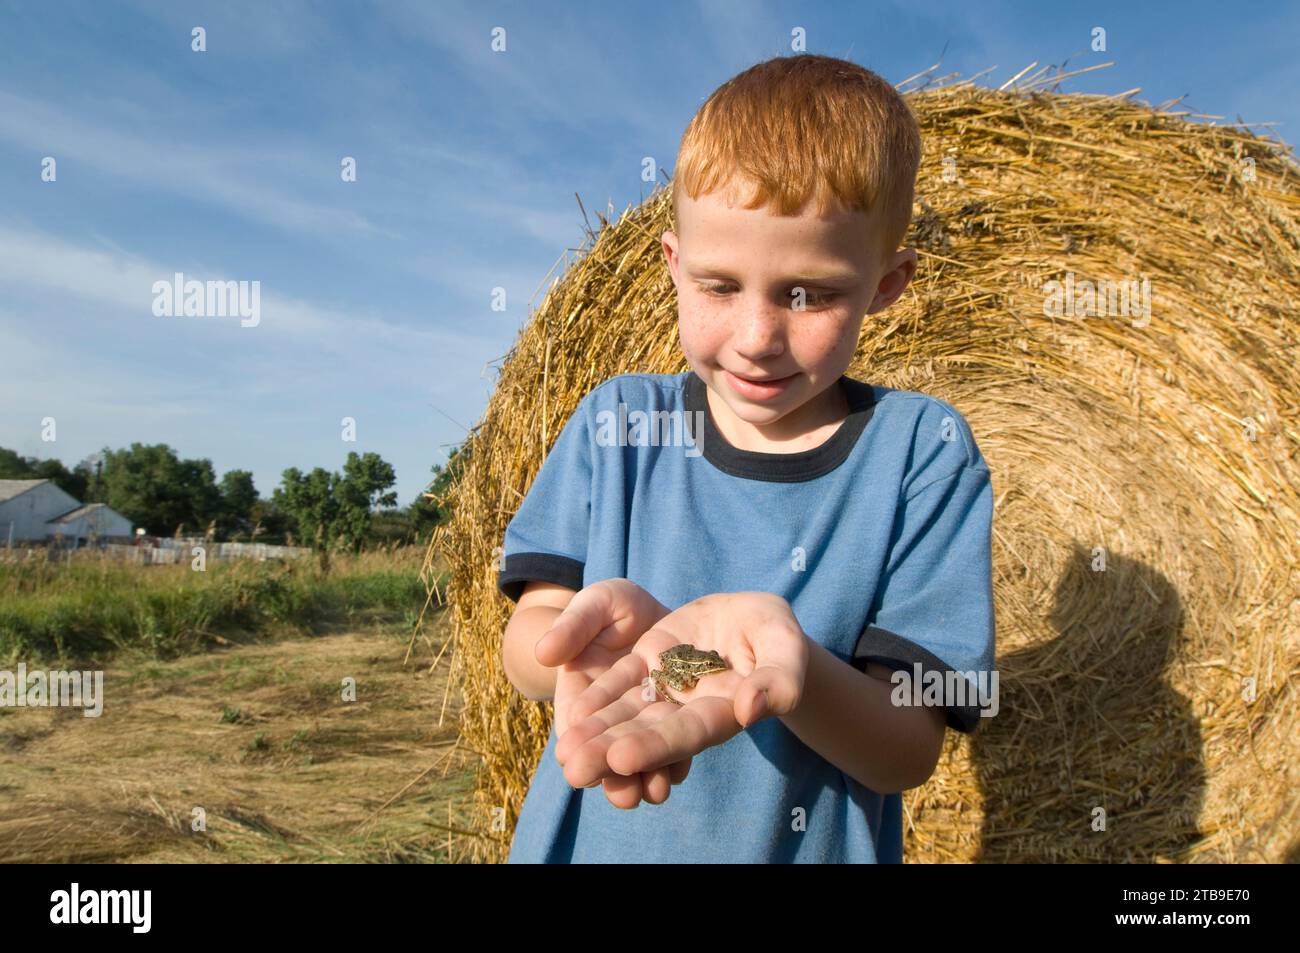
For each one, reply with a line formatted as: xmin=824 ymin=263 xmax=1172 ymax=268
xmin=497 ymin=54 xmax=995 ymax=863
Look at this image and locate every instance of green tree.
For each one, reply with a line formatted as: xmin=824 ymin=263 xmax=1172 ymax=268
xmin=248 ymin=497 xmax=291 ymax=544
xmin=272 ymin=452 xmax=397 ymax=571
xmin=99 ymin=443 xmax=222 ymax=536
xmin=218 ymin=469 xmax=258 ymax=538
xmin=181 ymin=457 xmax=222 ymax=536
xmin=366 ymin=507 xmax=418 ymax=546
xmin=0 ymin=447 xmax=26 ymax=477
xmin=410 ymin=441 xmax=471 ymax=536
xmin=0 ymin=448 xmax=91 ymax=501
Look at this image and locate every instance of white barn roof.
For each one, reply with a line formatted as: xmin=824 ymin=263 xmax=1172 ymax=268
xmin=47 ymin=502 xmax=110 ymax=524
xmin=0 ymin=479 xmax=49 ymax=503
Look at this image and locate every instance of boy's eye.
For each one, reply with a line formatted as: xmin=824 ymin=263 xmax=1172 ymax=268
xmin=696 ymin=283 xmax=838 ymax=308
xmin=790 ymin=289 xmax=839 ymax=309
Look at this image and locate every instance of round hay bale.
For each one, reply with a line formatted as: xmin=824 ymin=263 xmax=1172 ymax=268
xmin=427 ymin=80 xmax=1300 ymax=863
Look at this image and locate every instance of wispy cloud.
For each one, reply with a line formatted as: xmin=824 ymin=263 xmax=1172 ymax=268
xmin=3 ymin=0 xmax=1295 ymax=505
xmin=376 ymin=0 xmax=672 ymax=141
xmin=0 ymin=225 xmax=501 ymax=500
xmin=0 ymin=224 xmax=494 ymax=358
xmin=0 ymin=91 xmax=390 ymax=239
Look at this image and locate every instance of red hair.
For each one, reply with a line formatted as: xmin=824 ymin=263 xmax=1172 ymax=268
xmin=672 ymin=54 xmax=921 ymax=263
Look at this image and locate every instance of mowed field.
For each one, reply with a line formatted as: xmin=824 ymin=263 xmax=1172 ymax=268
xmin=0 ymin=552 xmax=481 ymax=863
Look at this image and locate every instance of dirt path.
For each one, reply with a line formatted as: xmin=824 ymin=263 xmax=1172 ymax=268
xmin=0 ymin=619 xmax=480 ymax=862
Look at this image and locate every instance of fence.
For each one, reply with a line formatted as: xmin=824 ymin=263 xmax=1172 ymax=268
xmin=107 ymin=542 xmax=310 ymax=564
xmin=0 ymin=541 xmax=310 ymax=565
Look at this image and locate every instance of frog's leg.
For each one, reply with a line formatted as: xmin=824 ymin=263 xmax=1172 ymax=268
xmin=652 ymin=670 xmax=682 ymax=705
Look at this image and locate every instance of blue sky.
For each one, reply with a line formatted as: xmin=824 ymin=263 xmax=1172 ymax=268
xmin=1 ymin=0 xmax=1296 ymax=507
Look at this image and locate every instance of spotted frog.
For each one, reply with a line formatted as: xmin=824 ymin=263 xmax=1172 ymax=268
xmin=651 ymin=643 xmax=729 ymax=705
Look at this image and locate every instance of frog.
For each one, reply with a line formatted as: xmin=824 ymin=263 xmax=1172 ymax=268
xmin=651 ymin=643 xmax=729 ymax=705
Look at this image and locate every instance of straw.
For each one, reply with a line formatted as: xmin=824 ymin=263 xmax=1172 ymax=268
xmin=425 ymin=74 xmax=1300 ymax=863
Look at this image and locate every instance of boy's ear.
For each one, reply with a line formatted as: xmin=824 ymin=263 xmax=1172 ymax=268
xmin=867 ymin=247 xmax=918 ymax=314
xmin=661 ymin=229 xmax=681 ymax=287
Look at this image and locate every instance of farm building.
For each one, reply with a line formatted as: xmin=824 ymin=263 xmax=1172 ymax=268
xmin=0 ymin=479 xmax=134 ymax=545
xmin=44 ymin=502 xmax=134 ymax=542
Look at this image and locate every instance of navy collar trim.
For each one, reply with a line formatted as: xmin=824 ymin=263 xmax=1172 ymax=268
xmin=682 ymin=370 xmax=877 ymax=482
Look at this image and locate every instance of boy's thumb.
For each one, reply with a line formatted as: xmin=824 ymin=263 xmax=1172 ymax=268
xmin=739 ymin=684 xmax=769 ymax=727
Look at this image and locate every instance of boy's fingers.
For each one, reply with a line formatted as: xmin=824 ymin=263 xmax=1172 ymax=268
xmin=636 ymin=617 xmax=697 ymax=655
xmin=564 ymin=652 xmax=646 ymax=727
xmin=605 ymin=696 xmax=736 ymax=776
xmin=668 ymin=757 xmax=692 ymax=784
xmin=640 ymin=767 xmax=672 ymax=804
xmin=536 ymin=579 xmax=659 ymax=666
xmin=739 ymin=615 xmax=806 ymax=722
xmin=560 ymin=689 xmax=682 ymax=786
xmin=534 ymin=586 xmax=613 ymax=666
xmin=733 ymin=666 xmax=800 ymax=727
xmin=601 ymin=771 xmax=645 ymax=810
xmin=552 ymin=666 xmax=594 ymax=738
xmin=557 ymin=684 xmax=654 ymax=778
xmin=555 ymin=654 xmax=646 ymax=766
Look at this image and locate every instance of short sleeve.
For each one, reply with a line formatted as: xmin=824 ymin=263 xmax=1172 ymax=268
xmin=852 ymin=406 xmax=996 ymax=734
xmin=495 ymin=394 xmax=594 ymax=603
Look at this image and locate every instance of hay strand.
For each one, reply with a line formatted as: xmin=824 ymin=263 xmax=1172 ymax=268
xmin=426 ymin=75 xmax=1300 ymax=863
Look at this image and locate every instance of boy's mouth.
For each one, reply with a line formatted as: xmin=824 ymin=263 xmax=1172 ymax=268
xmin=722 ymin=368 xmax=799 ymax=400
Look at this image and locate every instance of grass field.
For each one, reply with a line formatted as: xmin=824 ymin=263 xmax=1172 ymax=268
xmin=0 ymin=547 xmax=484 ymax=863
xmin=0 ymin=546 xmax=437 ymax=666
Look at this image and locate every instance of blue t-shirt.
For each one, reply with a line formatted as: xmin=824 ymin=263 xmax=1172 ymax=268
xmin=497 ymin=369 xmax=995 ymax=863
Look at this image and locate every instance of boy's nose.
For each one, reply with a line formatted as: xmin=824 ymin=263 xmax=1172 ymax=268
xmin=732 ymin=306 xmax=788 ymax=360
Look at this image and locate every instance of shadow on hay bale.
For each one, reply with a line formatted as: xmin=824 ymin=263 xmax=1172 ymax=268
xmin=426 ymin=78 xmax=1300 ymax=863
xmin=969 ymin=544 xmax=1205 ymax=862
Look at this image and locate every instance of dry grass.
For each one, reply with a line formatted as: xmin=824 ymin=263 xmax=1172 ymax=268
xmin=425 ymin=67 xmax=1300 ymax=863
xmin=0 ymin=615 xmax=483 ymax=863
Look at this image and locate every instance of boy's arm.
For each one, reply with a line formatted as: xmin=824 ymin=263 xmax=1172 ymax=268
xmin=780 ymin=642 xmax=947 ymax=795
xmin=785 ymin=409 xmax=994 ymax=795
xmin=501 ymin=581 xmax=577 ymax=701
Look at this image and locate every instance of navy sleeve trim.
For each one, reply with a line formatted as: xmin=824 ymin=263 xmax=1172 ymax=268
xmin=496 ymin=553 xmax=585 ymax=603
xmin=851 ymin=624 xmax=985 ymax=734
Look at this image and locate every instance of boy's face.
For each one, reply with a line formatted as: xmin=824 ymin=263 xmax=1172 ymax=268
xmin=663 ymin=183 xmax=916 ymax=441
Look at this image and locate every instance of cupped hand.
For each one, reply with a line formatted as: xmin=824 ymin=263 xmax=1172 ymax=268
xmin=555 ymin=591 xmax=810 ymax=808
xmin=531 ymin=578 xmax=690 ymax=798
xmin=536 ymin=578 xmax=668 ymax=738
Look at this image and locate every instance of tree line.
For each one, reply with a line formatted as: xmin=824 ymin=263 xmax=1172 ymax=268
xmin=0 ymin=443 xmax=469 ymax=558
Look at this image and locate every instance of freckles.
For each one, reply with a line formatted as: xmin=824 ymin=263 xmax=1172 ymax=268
xmin=680 ymin=303 xmax=726 ymax=336
xmin=788 ymin=315 xmax=852 ymax=357
xmin=679 ymin=323 xmax=728 ymax=359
